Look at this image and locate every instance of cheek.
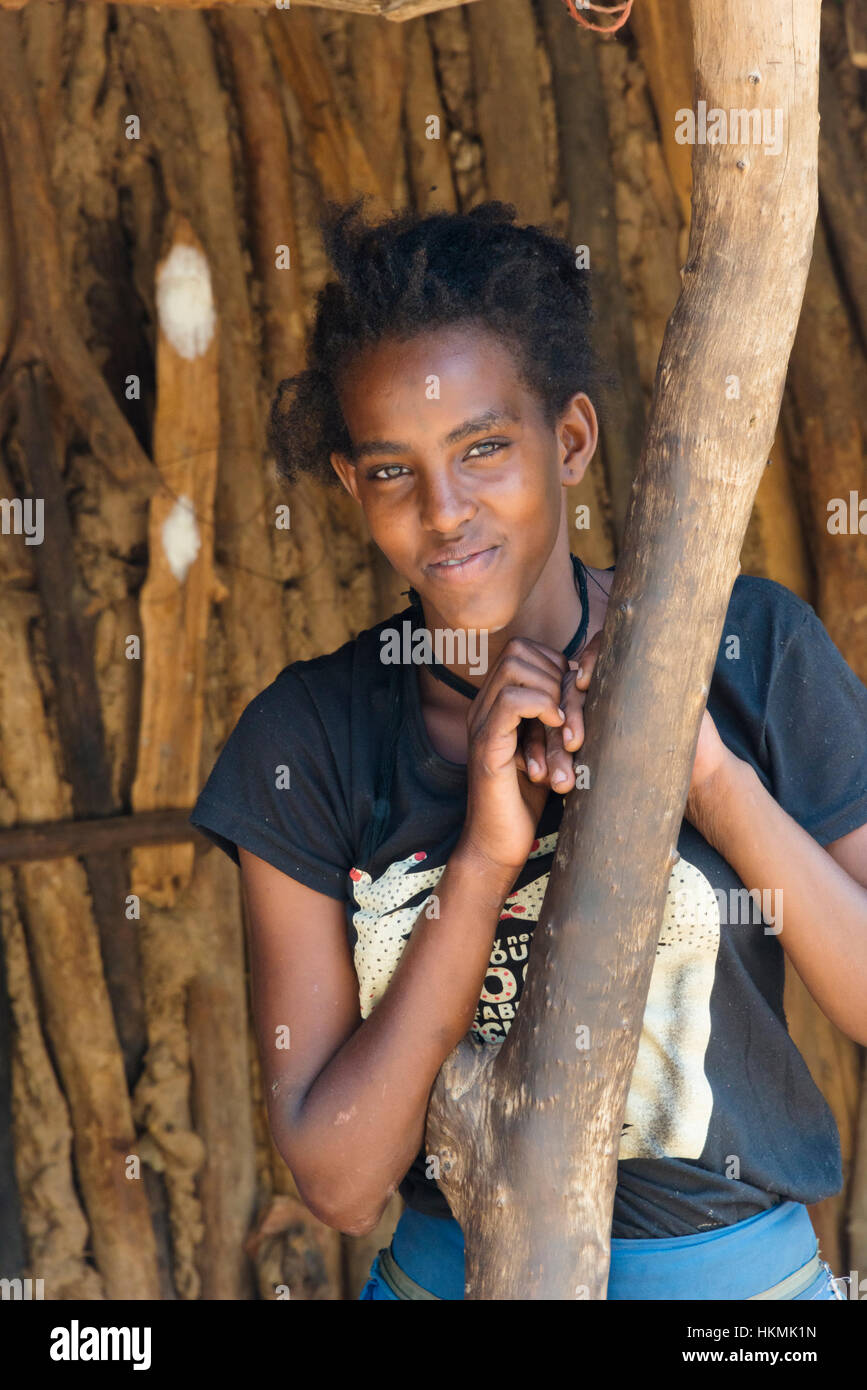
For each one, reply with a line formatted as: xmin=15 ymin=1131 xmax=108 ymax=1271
xmin=485 ymin=454 xmax=560 ymax=526
xmin=357 ymin=491 xmax=415 ymax=552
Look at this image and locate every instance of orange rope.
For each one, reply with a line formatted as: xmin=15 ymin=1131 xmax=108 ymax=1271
xmin=558 ymin=0 xmax=634 ymax=35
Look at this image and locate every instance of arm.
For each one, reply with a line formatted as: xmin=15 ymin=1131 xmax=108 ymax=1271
xmin=240 ymin=837 xmax=518 ymax=1237
xmin=686 ymin=750 xmax=867 ymax=1046
xmin=239 ymin=632 xmax=586 ymax=1236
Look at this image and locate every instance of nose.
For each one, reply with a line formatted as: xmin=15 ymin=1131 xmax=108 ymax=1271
xmin=417 ymin=468 xmax=477 ymax=533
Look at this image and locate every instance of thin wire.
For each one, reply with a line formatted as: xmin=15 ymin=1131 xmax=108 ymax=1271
xmin=584 ymin=564 xmax=614 ymax=595
xmin=559 ymin=0 xmax=634 ymax=34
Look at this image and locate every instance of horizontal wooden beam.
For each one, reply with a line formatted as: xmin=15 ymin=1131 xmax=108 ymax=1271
xmin=0 ymin=0 xmax=480 ymax=20
xmin=0 ymin=809 xmax=204 ymax=866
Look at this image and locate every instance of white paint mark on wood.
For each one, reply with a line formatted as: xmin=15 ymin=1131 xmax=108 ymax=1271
xmin=156 ymin=243 xmax=216 ymax=359
xmin=161 ymin=495 xmax=201 ymax=583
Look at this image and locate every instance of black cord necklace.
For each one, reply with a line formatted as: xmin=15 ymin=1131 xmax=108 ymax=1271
xmin=404 ymin=553 xmax=591 ymax=701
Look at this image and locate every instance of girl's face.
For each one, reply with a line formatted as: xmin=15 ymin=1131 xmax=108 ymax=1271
xmin=330 ymin=323 xmax=598 ymax=636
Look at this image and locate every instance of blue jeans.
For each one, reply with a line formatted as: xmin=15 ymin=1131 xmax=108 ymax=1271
xmin=358 ymin=1201 xmax=845 ymax=1300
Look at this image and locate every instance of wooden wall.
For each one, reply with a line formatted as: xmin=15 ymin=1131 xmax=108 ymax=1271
xmin=0 ymin=0 xmax=864 ymax=1298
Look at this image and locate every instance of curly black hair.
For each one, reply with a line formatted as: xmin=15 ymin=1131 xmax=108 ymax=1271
xmin=267 ymin=197 xmax=610 ymax=489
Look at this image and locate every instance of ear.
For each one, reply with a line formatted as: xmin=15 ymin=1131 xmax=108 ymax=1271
xmin=330 ymin=451 xmax=361 ymax=503
xmin=557 ymin=392 xmax=599 ymax=486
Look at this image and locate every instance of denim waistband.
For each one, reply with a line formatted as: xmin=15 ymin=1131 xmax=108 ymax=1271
xmin=390 ymin=1200 xmax=819 ymax=1301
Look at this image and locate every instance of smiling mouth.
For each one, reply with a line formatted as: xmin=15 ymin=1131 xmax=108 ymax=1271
xmin=426 ymin=546 xmax=501 ymax=578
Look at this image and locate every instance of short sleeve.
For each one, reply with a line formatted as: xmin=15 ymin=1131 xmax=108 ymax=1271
xmin=189 ymin=668 xmax=354 ymax=900
xmin=762 ymin=604 xmax=867 ymax=847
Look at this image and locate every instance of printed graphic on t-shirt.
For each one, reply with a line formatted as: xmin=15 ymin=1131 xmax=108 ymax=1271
xmin=348 ymin=836 xmax=719 ymax=1162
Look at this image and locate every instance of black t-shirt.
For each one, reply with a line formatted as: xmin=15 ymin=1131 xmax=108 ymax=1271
xmin=189 ymin=571 xmax=867 ymax=1237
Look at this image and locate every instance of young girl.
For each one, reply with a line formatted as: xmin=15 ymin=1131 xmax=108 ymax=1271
xmin=190 ymin=200 xmax=867 ymax=1301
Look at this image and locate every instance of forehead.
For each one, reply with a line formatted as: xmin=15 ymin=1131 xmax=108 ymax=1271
xmin=336 ymin=324 xmax=538 ymax=437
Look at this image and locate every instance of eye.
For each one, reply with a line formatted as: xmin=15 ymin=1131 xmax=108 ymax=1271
xmin=367 ymin=464 xmax=409 ymax=481
xmin=465 ymin=438 xmax=510 ymax=458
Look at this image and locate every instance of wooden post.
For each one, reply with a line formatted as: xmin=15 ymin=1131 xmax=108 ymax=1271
xmin=13 ymin=364 xmax=148 ymax=1086
xmin=0 ymin=0 xmax=480 ymax=17
xmin=426 ymin=0 xmax=822 ymax=1299
xmin=129 ymin=217 xmax=222 ymax=911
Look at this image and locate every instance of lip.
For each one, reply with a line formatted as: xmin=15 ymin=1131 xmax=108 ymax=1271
xmin=425 ymin=545 xmax=501 ymax=581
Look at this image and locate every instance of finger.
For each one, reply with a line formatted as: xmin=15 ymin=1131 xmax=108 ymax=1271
xmin=543 ymin=719 xmax=577 ymax=792
xmin=569 ymin=630 xmax=604 ymax=692
xmin=559 ymin=680 xmax=586 ymax=753
xmin=491 ymin=641 xmax=567 ymax=687
xmin=519 ymin=717 xmax=550 ymax=781
xmin=471 ymin=651 xmax=565 ymax=727
xmin=473 ymin=686 xmax=566 ymax=773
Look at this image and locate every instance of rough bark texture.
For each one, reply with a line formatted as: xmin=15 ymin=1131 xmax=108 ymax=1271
xmin=427 ymin=0 xmax=824 ymax=1299
xmin=0 ymin=0 xmax=863 ymax=1299
xmin=0 ymin=0 xmax=483 ymax=17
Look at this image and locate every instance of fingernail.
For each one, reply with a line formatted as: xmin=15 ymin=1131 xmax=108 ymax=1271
xmin=574 ymin=667 xmax=584 ymax=681
xmin=552 ymin=769 xmax=567 ymax=785
xmin=563 ymin=727 xmax=573 ymax=743
xmin=527 ymin=758 xmax=541 ymax=777
xmin=557 ymin=707 xmax=566 ymax=720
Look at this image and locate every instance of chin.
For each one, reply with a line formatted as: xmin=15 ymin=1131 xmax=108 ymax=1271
xmin=433 ymin=597 xmax=513 ymax=635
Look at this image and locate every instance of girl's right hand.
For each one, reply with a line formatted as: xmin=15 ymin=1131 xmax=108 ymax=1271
xmin=457 ymin=634 xmax=598 ymax=875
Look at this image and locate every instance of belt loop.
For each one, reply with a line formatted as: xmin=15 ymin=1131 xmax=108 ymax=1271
xmin=376 ymin=1244 xmax=442 ymax=1300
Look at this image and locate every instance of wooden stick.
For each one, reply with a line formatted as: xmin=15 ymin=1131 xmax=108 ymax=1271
xmin=129 ymin=217 xmax=221 ymax=911
xmin=0 ymin=918 xmax=26 ymax=1282
xmin=14 ymin=362 xmax=148 ymax=1085
xmin=0 ymin=605 xmax=161 ymax=1298
xmin=0 ymin=0 xmax=481 ymax=18
xmin=156 ymin=8 xmax=289 ymax=718
xmin=218 ymin=10 xmax=307 ymax=376
xmin=0 ymin=106 xmax=14 ymax=371
xmin=0 ymin=810 xmax=201 ymax=866
xmin=788 ymin=214 xmax=867 ymax=681
xmin=466 ymin=0 xmax=552 ymax=225
xmin=266 ymin=9 xmax=383 ymax=205
xmin=186 ymin=876 xmax=260 ymax=1300
xmin=540 ymin=0 xmax=646 ymax=547
xmin=347 ymin=13 xmax=407 ymax=204
xmin=0 ymin=13 xmax=159 ymax=500
xmin=845 ymin=0 xmax=867 ymax=67
xmin=627 ymin=0 xmax=695 ymax=234
xmin=223 ymin=9 xmax=355 ymax=656
xmin=626 ymin=0 xmax=812 ymax=598
xmin=404 ymin=18 xmax=458 ymax=214
xmin=0 ymin=869 xmax=105 ymax=1298
xmin=817 ymin=47 xmax=867 ymax=358
xmin=427 ymin=0 xmax=823 ymax=1300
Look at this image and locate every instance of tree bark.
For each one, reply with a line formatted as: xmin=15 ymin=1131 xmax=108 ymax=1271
xmin=540 ymin=0 xmax=646 ymax=546
xmin=12 ymin=364 xmax=148 ymax=1086
xmin=0 ymin=0 xmax=481 ymax=18
xmin=426 ymin=0 xmax=822 ymax=1299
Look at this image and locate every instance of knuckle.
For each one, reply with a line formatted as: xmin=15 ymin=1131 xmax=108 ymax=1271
xmin=499 ymin=655 xmax=533 ymax=684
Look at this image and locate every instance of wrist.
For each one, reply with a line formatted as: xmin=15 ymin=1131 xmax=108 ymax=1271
xmin=451 ymin=832 xmax=522 ymax=894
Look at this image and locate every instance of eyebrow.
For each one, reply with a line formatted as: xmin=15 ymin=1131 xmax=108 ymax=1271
xmin=351 ymin=408 xmax=520 ymax=460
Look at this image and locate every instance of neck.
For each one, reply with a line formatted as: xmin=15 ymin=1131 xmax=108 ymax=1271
xmin=412 ymin=549 xmax=585 ymax=700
